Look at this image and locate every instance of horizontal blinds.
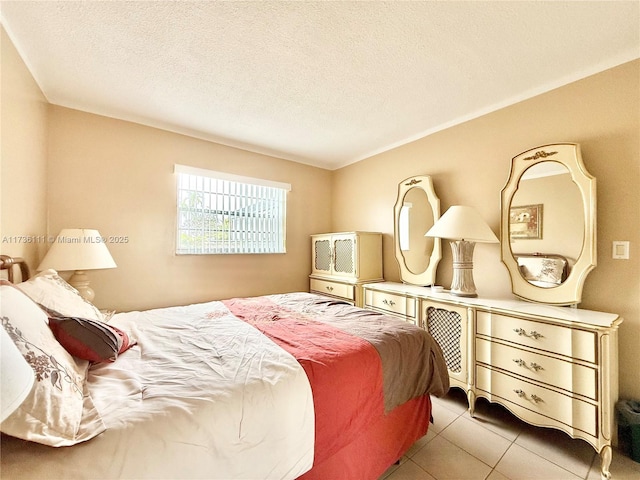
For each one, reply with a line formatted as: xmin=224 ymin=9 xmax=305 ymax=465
xmin=176 ymin=167 xmax=288 ymax=254
xmin=174 ymin=164 xmax=291 ymax=191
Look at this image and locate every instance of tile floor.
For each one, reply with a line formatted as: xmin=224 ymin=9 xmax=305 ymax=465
xmin=381 ymin=389 xmax=640 ymax=480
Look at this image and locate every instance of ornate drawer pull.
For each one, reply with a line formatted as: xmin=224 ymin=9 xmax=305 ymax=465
xmin=382 ymin=299 xmax=396 ymax=306
xmin=326 ymin=286 xmax=334 ymax=292
xmin=513 ymin=328 xmax=544 ymax=340
xmin=512 ymin=359 xmax=544 ymax=372
xmin=513 ymin=389 xmax=544 ymax=404
xmin=530 ymin=362 xmax=543 ymax=372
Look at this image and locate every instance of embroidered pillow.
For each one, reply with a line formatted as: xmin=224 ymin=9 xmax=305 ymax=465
xmin=16 ymin=269 xmax=105 ymax=321
xmin=0 ymin=284 xmax=104 ymax=446
xmin=48 ymin=316 xmax=133 ymax=363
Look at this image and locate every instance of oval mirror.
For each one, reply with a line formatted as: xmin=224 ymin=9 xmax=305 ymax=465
xmin=509 ymin=162 xmax=584 ymax=287
xmin=500 ymin=144 xmax=596 ymax=305
xmin=394 ymin=176 xmax=441 ymax=286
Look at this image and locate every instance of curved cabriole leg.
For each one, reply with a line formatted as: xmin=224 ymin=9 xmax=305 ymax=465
xmin=467 ymin=390 xmax=476 ymax=417
xmin=600 ymin=445 xmax=612 ymax=480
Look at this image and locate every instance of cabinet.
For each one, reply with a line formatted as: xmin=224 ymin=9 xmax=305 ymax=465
xmin=362 ymin=281 xmax=622 ymax=480
xmin=309 ymin=232 xmax=383 ymax=307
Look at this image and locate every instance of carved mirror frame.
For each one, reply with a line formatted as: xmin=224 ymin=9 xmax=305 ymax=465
xmin=394 ymin=175 xmax=441 ymax=286
xmin=500 ymin=143 xmax=596 ymax=305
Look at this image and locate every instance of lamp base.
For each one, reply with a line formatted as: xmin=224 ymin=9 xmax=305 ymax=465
xmin=68 ymin=270 xmax=95 ymax=302
xmin=449 ymin=240 xmax=478 ymax=298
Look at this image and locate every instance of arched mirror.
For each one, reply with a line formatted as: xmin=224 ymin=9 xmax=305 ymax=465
xmin=394 ymin=176 xmax=441 ymax=286
xmin=500 ymin=143 xmax=596 ymax=305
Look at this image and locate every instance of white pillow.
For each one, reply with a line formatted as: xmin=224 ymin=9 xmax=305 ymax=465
xmin=16 ymin=269 xmax=105 ymax=321
xmin=0 ymin=284 xmax=104 ymax=446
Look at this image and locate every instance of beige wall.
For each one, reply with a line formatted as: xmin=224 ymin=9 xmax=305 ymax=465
xmin=332 ymin=60 xmax=640 ymax=400
xmin=46 ymin=106 xmax=332 ymax=312
xmin=0 ymin=26 xmax=48 ymax=269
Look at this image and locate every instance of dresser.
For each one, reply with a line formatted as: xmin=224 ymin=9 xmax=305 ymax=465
xmin=309 ymin=232 xmax=383 ymax=307
xmin=362 ymin=281 xmax=622 ymax=480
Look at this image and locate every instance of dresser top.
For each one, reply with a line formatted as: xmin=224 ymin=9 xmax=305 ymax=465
xmin=363 ymin=282 xmax=621 ymax=328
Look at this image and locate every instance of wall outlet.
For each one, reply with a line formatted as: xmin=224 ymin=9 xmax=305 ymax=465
xmin=612 ymin=241 xmax=630 ymax=259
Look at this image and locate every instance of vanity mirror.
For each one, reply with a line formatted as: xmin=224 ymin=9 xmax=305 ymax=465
xmin=394 ymin=176 xmax=441 ymax=286
xmin=500 ymin=143 xmax=596 ymax=305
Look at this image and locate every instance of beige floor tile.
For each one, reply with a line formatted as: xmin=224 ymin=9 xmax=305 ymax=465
xmin=384 ymin=459 xmax=437 ymax=480
xmin=411 ymin=435 xmax=492 ymax=480
xmin=463 ymin=398 xmax=526 ymax=442
xmin=430 ymin=399 xmax=462 ymax=434
xmin=405 ymin=430 xmax=436 ymax=458
xmin=486 ymin=470 xmax=511 ymax=480
xmin=432 ymin=388 xmax=470 ymax=416
xmin=495 ymin=443 xmax=582 ymax=480
xmin=586 ymin=447 xmax=640 ymax=480
xmin=440 ymin=415 xmax=512 ymax=467
xmin=514 ymin=424 xmax=596 ymax=478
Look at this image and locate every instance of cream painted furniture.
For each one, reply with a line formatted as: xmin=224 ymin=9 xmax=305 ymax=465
xmin=309 ymin=232 xmax=383 ymax=307
xmin=362 ymin=281 xmax=622 ymax=480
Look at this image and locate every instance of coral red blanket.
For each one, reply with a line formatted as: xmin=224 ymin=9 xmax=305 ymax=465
xmin=223 ymin=293 xmax=449 ymax=466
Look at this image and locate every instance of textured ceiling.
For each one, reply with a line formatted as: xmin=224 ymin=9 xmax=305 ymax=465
xmin=1 ymin=1 xmax=639 ymax=170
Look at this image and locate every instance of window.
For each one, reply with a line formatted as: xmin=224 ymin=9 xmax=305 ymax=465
xmin=175 ymin=165 xmax=291 ymax=254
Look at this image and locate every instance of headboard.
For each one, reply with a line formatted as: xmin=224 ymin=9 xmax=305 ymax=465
xmin=0 ymin=255 xmax=30 ymax=283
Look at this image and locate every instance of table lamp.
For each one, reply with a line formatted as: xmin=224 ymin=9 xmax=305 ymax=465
xmin=425 ymin=206 xmax=498 ymax=297
xmin=37 ymin=229 xmax=117 ymax=302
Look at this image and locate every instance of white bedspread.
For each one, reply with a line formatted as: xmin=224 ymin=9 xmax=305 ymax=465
xmin=1 ymin=300 xmax=315 ymax=480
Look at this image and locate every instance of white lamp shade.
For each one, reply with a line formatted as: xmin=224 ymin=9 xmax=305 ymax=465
xmin=37 ymin=229 xmax=117 ymax=272
xmin=1 ymin=326 xmax=35 ymax=422
xmin=425 ymin=206 xmax=499 ymax=243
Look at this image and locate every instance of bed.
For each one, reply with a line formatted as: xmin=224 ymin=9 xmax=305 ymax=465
xmin=0 ymin=256 xmax=449 ymax=479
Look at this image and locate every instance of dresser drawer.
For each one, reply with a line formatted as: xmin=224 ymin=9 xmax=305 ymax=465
xmin=475 ymin=338 xmax=597 ymax=399
xmin=364 ymin=289 xmax=417 ymax=321
xmin=476 ymin=311 xmax=596 ymax=363
xmin=476 ymin=365 xmax=597 ymax=437
xmin=310 ymin=278 xmax=355 ymax=302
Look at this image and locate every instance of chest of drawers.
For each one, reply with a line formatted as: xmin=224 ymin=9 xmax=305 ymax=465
xmin=361 ymin=281 xmax=622 ymax=480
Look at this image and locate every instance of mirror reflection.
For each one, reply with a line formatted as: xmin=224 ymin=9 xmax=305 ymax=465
xmin=399 ymin=187 xmax=435 ymax=274
xmin=509 ymin=161 xmax=584 ymax=288
xmin=394 ymin=176 xmax=441 ymax=286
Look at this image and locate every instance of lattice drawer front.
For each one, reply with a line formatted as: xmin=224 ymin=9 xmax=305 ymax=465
xmin=314 ymin=240 xmax=332 ymax=271
xmin=334 ymin=239 xmax=355 ymax=274
xmin=426 ymin=307 xmax=462 ymax=373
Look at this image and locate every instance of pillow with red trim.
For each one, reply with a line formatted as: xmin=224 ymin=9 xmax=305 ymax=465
xmin=0 ymin=284 xmax=105 ymax=446
xmin=48 ymin=316 xmax=134 ymax=363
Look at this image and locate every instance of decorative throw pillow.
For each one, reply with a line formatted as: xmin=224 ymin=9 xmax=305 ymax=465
xmin=16 ymin=269 xmax=105 ymax=322
xmin=48 ymin=316 xmax=133 ymax=363
xmin=0 ymin=284 xmax=104 ymax=446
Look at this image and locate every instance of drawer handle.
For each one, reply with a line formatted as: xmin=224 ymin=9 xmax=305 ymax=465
xmin=512 ymin=328 xmax=544 ymax=340
xmin=326 ymin=286 xmax=334 ymax=292
xmin=512 ymin=359 xmax=544 ymax=372
xmin=513 ymin=358 xmax=526 ymax=367
xmin=513 ymin=389 xmax=544 ymax=404
xmin=382 ymin=299 xmax=396 ymax=306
